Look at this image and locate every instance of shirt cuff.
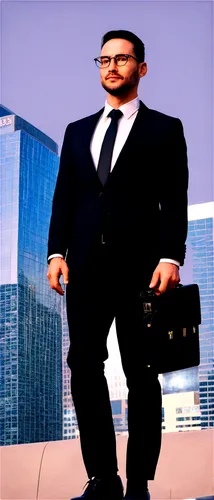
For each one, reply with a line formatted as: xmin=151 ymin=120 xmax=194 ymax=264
xmin=159 ymin=258 xmax=180 ymax=268
xmin=48 ymin=253 xmax=64 ymax=261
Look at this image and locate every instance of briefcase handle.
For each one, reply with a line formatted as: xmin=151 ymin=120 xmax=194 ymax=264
xmin=139 ymin=283 xmax=183 ymax=300
xmin=139 ymin=283 xmax=201 ymax=329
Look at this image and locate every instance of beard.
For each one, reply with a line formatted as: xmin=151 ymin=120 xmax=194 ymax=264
xmin=101 ymin=72 xmax=139 ymax=96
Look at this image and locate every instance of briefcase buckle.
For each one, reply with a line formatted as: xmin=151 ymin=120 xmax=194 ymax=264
xmin=143 ymin=302 xmax=152 ymax=314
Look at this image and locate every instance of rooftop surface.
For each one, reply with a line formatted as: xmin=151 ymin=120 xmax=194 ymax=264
xmin=1 ymin=429 xmax=213 ymax=499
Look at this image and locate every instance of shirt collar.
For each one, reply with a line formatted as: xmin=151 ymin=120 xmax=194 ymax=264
xmin=103 ymin=96 xmax=140 ymax=120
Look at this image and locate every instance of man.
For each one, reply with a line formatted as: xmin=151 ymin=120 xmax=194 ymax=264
xmin=47 ymin=30 xmax=188 ymax=500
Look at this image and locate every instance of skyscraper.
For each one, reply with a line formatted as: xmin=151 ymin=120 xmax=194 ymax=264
xmin=163 ymin=202 xmax=214 ymax=429
xmin=0 ymin=105 xmax=62 ymax=445
xmin=62 ymin=297 xmax=79 ymax=440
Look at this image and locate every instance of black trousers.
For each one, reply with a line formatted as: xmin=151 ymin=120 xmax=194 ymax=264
xmin=66 ymin=243 xmax=162 ymax=481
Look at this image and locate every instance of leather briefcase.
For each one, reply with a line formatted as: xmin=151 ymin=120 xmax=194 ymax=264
xmin=139 ymin=284 xmax=201 ymax=374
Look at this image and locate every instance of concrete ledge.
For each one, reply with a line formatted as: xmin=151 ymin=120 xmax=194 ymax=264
xmin=1 ymin=430 xmax=213 ymax=499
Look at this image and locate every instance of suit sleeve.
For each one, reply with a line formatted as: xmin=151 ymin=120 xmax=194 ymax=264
xmin=47 ymin=124 xmax=73 ymax=262
xmin=159 ymin=118 xmax=189 ymax=266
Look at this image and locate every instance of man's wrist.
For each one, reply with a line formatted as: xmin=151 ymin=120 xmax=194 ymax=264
xmin=159 ymin=258 xmax=180 ymax=268
xmin=48 ymin=253 xmax=64 ymax=263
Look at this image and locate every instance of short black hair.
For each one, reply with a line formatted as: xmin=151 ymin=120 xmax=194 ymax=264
xmin=101 ymin=30 xmax=145 ymax=62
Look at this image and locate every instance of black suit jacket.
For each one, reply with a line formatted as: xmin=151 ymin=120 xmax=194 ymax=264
xmin=48 ymin=101 xmax=188 ymax=282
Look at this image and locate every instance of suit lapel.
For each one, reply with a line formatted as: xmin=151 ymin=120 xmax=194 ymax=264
xmin=77 ymin=101 xmax=150 ymax=188
xmin=77 ymin=108 xmax=104 ymax=189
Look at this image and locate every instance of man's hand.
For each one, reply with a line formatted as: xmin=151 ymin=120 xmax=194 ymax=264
xmin=47 ymin=257 xmax=69 ymax=296
xmin=149 ymin=262 xmax=180 ymax=296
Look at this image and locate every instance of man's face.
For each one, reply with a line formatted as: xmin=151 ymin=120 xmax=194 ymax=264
xmin=99 ymin=38 xmax=146 ymax=97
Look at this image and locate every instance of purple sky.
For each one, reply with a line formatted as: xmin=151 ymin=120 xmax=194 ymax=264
xmin=1 ymin=1 xmax=213 ymax=205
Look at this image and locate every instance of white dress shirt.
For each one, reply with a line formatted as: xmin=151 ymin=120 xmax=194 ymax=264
xmin=48 ymin=96 xmax=180 ymax=267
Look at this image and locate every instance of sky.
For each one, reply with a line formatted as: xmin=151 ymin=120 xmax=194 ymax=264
xmin=1 ymin=0 xmax=213 ymax=205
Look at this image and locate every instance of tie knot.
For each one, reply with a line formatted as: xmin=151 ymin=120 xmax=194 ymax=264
xmin=108 ymin=109 xmax=123 ymax=122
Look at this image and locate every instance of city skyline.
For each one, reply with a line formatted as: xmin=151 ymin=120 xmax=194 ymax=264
xmin=1 ymin=103 xmax=213 ymax=444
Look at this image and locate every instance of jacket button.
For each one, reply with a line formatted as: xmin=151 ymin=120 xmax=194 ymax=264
xmin=99 ymin=192 xmax=104 ymax=197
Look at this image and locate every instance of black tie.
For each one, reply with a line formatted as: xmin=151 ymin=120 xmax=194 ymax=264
xmin=97 ymin=109 xmax=123 ymax=185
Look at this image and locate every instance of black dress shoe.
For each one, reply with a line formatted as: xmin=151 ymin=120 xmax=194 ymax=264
xmin=124 ymin=492 xmax=150 ymax=500
xmin=71 ymin=475 xmax=124 ymax=500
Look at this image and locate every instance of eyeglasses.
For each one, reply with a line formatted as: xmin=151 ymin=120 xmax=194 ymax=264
xmin=94 ymin=54 xmax=139 ymax=68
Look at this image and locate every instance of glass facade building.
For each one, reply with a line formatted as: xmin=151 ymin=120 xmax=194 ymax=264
xmin=0 ymin=105 xmax=63 ymax=445
xmin=163 ymin=367 xmax=199 ymax=395
xmin=163 ymin=203 xmax=214 ymax=430
xmin=62 ymin=297 xmax=79 ymax=440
